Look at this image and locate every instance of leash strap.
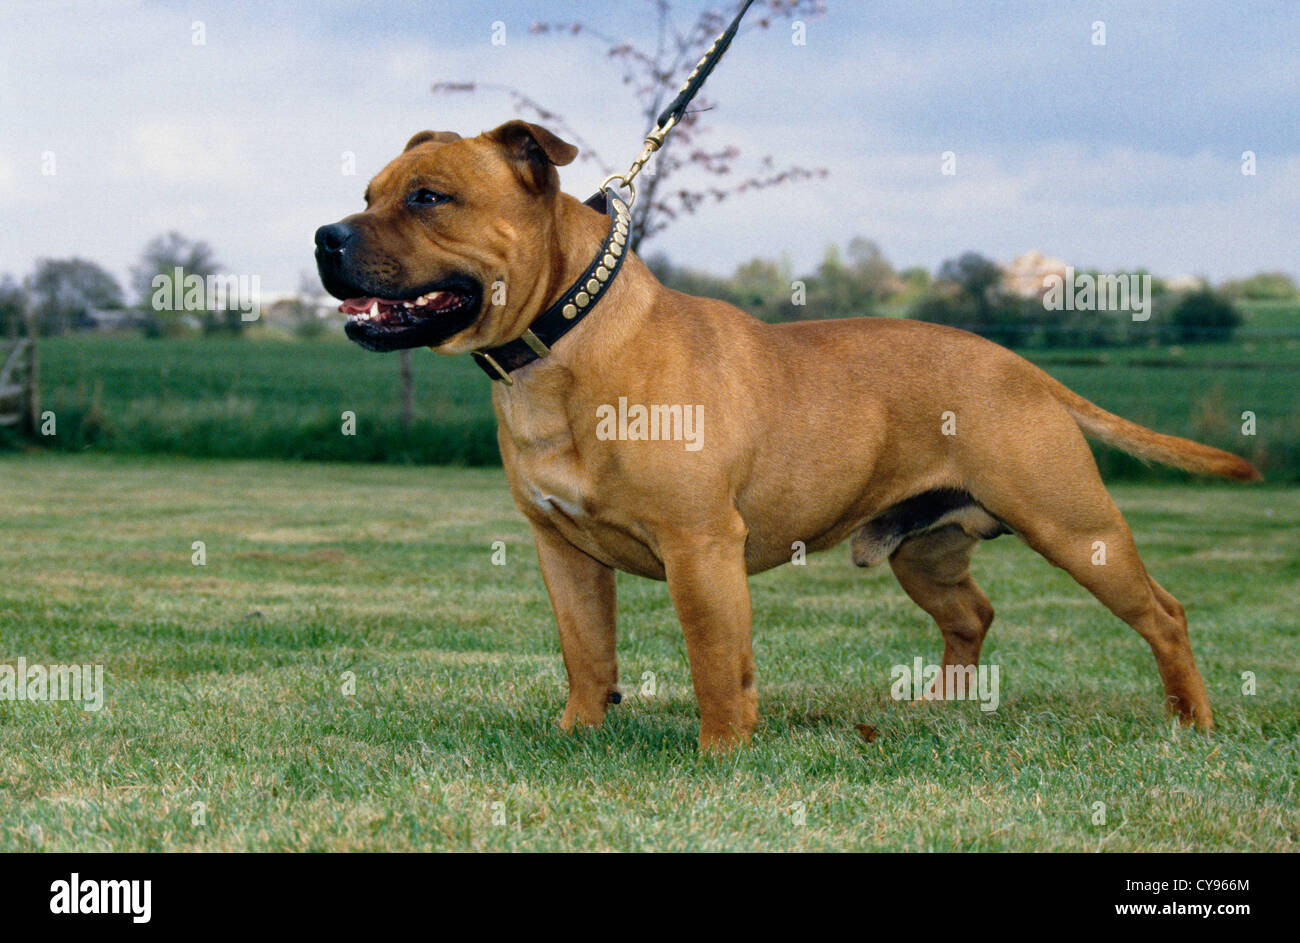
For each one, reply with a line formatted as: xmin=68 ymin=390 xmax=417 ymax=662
xmin=470 ymin=0 xmax=755 ymax=383
xmin=658 ymin=0 xmax=755 ymax=132
xmin=608 ymin=0 xmax=756 ymax=199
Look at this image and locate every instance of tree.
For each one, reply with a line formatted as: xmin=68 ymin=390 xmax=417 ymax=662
xmin=0 ymin=276 xmax=27 ymax=337
xmin=924 ymin=252 xmax=1031 ymax=347
xmin=1166 ymin=290 xmax=1243 ymax=344
xmin=765 ymin=238 xmax=894 ymax=320
xmin=1218 ymin=271 xmax=1298 ymax=301
xmin=290 ymin=271 xmax=329 ymax=339
xmin=645 ymin=252 xmax=742 ymax=306
xmin=434 ymin=0 xmax=828 ymax=252
xmin=131 ymin=232 xmax=219 ymax=305
xmin=804 ymin=244 xmax=855 ymax=317
xmin=900 ymin=267 xmax=931 ymax=292
xmin=845 ymin=237 xmax=900 ymax=303
xmin=937 ymin=252 xmax=1003 ymax=318
xmin=131 ymin=232 xmax=235 ymax=335
xmin=731 ymin=256 xmax=793 ymax=321
xmin=26 ymin=258 xmax=124 ymax=336
xmin=910 ymin=293 xmax=971 ymax=333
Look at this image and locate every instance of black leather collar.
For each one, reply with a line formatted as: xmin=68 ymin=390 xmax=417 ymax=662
xmin=471 ymin=188 xmax=630 ymax=383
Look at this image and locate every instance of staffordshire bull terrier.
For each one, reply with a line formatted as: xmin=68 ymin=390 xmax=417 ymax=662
xmin=315 ymin=120 xmax=1260 ymax=750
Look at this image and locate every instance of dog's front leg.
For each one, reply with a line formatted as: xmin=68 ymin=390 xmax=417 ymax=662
xmin=661 ymin=526 xmax=758 ymax=751
xmin=531 ymin=522 xmax=618 ymax=732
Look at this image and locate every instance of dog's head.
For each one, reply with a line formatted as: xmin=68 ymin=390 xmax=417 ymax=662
xmin=314 ymin=120 xmax=578 ymax=353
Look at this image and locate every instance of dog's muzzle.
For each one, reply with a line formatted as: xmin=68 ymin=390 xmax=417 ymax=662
xmin=314 ymin=222 xmax=483 ymax=352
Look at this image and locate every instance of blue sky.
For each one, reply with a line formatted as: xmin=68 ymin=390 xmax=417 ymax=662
xmin=2 ymin=0 xmax=1296 ymax=295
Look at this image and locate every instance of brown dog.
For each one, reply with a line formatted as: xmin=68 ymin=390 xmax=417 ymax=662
xmin=315 ymin=120 xmax=1260 ymax=750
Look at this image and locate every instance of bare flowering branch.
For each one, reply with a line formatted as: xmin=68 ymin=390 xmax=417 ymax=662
xmin=431 ymin=82 xmax=613 ymax=172
xmin=434 ymin=0 xmax=828 ymax=252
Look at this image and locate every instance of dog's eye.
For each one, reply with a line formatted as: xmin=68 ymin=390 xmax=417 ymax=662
xmin=407 ymin=188 xmax=450 ymax=207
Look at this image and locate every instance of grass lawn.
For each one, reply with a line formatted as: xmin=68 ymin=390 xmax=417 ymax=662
xmin=1 ymin=454 xmax=1297 ymax=851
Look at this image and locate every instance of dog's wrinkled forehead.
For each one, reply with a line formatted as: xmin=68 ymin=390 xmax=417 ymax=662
xmin=365 ymin=121 xmax=578 ymax=204
xmin=363 ymin=131 xmax=466 ymax=204
xmin=404 ymin=130 xmax=462 ymax=151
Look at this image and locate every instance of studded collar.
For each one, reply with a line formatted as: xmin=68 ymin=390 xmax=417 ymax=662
xmin=471 ymin=188 xmax=631 ymax=384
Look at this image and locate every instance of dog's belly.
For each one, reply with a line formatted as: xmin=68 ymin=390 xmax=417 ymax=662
xmin=512 ymin=447 xmax=1007 ymax=579
xmin=745 ymin=525 xmax=861 ymax=572
xmin=735 ymin=488 xmax=1009 ymax=573
xmin=734 ymin=476 xmax=882 ymax=572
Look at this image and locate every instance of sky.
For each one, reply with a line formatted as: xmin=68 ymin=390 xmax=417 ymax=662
xmin=2 ymin=0 xmax=1297 ymax=297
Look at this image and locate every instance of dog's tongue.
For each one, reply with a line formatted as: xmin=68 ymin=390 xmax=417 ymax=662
xmin=340 ymin=297 xmax=381 ymax=315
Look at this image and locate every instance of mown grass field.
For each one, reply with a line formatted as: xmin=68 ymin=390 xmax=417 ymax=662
xmin=1 ymin=454 xmax=1297 ymax=851
xmin=23 ymin=299 xmax=1300 ymax=480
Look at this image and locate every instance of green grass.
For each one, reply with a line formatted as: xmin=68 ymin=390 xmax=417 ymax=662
xmin=22 ymin=299 xmax=1299 ymax=480
xmin=1234 ymin=298 xmax=1300 ymax=337
xmin=1 ymin=454 xmax=1297 ymax=851
xmin=32 ymin=335 xmax=499 ymax=464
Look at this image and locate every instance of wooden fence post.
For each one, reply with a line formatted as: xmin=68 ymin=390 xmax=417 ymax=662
xmin=0 ymin=307 xmax=39 ymax=435
xmin=399 ymin=349 xmax=414 ymax=430
xmin=24 ymin=307 xmax=40 ymax=436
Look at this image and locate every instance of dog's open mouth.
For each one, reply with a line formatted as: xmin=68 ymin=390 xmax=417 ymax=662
xmin=341 ymin=289 xmax=475 ymax=327
xmin=340 ymin=279 xmax=481 ymax=351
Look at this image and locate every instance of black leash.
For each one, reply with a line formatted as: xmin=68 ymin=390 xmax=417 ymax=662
xmin=603 ymin=0 xmax=756 ymax=204
xmin=471 ymin=0 xmax=757 ymax=384
xmin=659 ymin=1 xmax=757 ymax=136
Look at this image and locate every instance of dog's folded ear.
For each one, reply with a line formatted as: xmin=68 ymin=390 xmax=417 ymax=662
xmin=485 ymin=120 xmax=578 ymax=194
xmin=404 ymin=130 xmax=462 ymax=152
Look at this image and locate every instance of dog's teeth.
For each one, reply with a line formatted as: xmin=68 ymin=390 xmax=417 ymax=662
xmin=368 ymin=301 xmax=379 ymax=317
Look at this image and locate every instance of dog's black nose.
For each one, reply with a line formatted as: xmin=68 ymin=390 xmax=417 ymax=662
xmin=314 ymin=222 xmax=354 ymax=255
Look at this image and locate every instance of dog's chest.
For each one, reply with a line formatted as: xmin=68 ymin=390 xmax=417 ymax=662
xmin=497 ymin=396 xmax=591 ymax=524
xmin=522 ymin=457 xmax=588 ymax=525
xmin=495 ymin=385 xmax=664 ymax=576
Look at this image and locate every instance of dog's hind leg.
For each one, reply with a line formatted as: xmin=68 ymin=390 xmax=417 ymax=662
xmin=889 ymin=525 xmax=995 ymax=699
xmin=970 ymin=418 xmax=1213 ymax=727
xmin=1021 ymin=513 xmax=1210 ymax=727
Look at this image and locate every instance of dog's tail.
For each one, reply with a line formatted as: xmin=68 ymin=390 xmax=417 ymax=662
xmin=1047 ymin=376 xmax=1263 ymax=481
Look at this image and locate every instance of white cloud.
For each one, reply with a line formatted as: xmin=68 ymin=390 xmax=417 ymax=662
xmin=109 ymin=120 xmax=253 ymax=186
